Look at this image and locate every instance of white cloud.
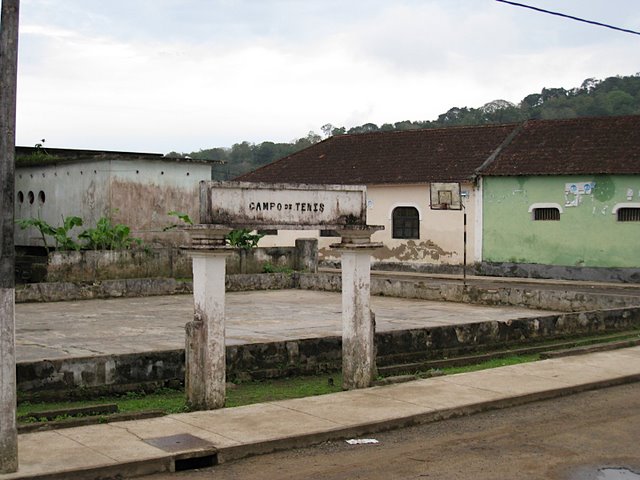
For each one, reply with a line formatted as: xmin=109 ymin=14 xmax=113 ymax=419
xmin=14 ymin=0 xmax=640 ymax=153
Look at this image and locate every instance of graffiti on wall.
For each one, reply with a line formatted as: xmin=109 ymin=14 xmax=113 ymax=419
xmin=564 ymin=181 xmax=594 ymax=208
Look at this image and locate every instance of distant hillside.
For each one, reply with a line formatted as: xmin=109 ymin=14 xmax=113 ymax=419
xmin=167 ymin=73 xmax=640 ymax=180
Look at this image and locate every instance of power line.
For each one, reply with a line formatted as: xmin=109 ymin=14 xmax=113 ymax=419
xmin=496 ymin=0 xmax=640 ymax=36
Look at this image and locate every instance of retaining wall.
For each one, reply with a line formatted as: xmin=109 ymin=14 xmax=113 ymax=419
xmin=16 ymin=239 xmax=318 ymax=284
xmin=300 ymin=273 xmax=640 ymax=312
xmin=17 ymin=272 xmax=640 ymax=311
xmin=17 ymin=307 xmax=640 ymax=400
xmin=344 ymin=260 xmax=640 ymax=284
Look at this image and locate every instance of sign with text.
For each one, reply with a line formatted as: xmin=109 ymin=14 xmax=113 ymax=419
xmin=199 ymin=181 xmax=367 ymax=228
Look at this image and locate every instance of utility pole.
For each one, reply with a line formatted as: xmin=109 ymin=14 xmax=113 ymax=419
xmin=0 ymin=0 xmax=20 ymax=473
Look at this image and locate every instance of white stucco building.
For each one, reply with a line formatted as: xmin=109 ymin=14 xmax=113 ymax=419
xmin=15 ymin=147 xmax=217 ymax=247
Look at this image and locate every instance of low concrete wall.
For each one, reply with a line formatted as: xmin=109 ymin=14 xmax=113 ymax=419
xmin=375 ymin=307 xmax=640 ymax=366
xmin=16 ymin=271 xmax=640 ymax=310
xmin=18 ymin=351 xmax=185 ymax=400
xmin=17 ymin=307 xmax=640 ymax=399
xmin=332 ymin=259 xmax=640 ymax=285
xmin=227 ymin=239 xmax=318 ymax=275
xmin=17 ymin=239 xmax=318 ymax=284
xmin=15 ymin=274 xmax=300 ymax=303
xmin=16 ymin=278 xmax=194 ymax=303
xmin=46 ymin=248 xmax=192 ymax=283
xmin=477 ymin=262 xmax=640 ymax=285
xmin=300 ymin=273 xmax=640 ymax=312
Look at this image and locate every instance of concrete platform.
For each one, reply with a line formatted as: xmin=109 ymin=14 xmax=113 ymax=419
xmin=1 ymin=346 xmax=639 ymax=479
xmin=15 ymin=290 xmax=559 ymax=363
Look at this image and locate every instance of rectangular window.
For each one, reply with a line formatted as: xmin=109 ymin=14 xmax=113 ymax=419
xmin=617 ymin=208 xmax=640 ymax=222
xmin=320 ymin=229 xmax=339 ymax=237
xmin=533 ymin=207 xmax=560 ymax=221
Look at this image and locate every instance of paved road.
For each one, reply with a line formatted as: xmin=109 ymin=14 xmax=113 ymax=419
xmin=145 ymin=383 xmax=640 ymax=480
xmin=14 ymin=289 xmax=555 ymax=362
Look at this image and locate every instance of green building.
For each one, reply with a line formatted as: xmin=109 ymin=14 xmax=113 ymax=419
xmin=480 ymin=115 xmax=640 ymax=280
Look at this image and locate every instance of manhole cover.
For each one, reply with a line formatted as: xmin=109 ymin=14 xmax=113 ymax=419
xmin=144 ymin=433 xmax=214 ymax=453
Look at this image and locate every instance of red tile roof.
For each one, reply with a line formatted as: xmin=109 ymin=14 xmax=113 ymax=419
xmin=237 ymin=124 xmax=517 ymax=184
xmin=481 ymin=115 xmax=640 ymax=176
xmin=236 ymin=115 xmax=640 ymax=184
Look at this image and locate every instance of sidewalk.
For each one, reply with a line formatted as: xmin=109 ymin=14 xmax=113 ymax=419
xmin=2 ymin=346 xmax=639 ymax=480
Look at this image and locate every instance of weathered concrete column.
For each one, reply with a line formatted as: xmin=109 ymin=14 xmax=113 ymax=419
xmin=0 ymin=289 xmax=17 ymax=473
xmin=0 ymin=0 xmax=20 ymax=472
xmin=184 ymin=226 xmax=233 ymax=410
xmin=332 ymin=228 xmax=382 ymax=390
xmin=295 ymin=238 xmax=318 ymax=273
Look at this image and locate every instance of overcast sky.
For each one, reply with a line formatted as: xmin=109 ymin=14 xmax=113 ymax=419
xmin=13 ymin=0 xmax=640 ymax=153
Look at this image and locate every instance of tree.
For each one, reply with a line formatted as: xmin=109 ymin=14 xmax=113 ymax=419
xmin=321 ymin=123 xmax=334 ymax=138
xmin=331 ymin=126 xmax=346 ymax=136
xmin=165 ymin=73 xmax=640 ymax=181
xmin=347 ymin=123 xmax=379 ymax=134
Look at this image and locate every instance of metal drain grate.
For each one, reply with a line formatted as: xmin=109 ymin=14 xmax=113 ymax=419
xmin=144 ymin=433 xmax=214 ymax=453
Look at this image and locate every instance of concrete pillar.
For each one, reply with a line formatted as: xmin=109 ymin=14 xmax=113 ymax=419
xmin=0 ymin=289 xmax=17 ymax=473
xmin=340 ymin=249 xmax=377 ymax=389
xmin=332 ymin=227 xmax=382 ymax=390
xmin=295 ymin=238 xmax=318 ymax=273
xmin=0 ymin=0 xmax=20 ymax=473
xmin=183 ymin=226 xmax=233 ymax=410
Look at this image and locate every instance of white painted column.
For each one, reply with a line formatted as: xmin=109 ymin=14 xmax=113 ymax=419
xmin=340 ymin=248 xmax=377 ymax=390
xmin=332 ymin=227 xmax=382 ymax=390
xmin=186 ymin=251 xmax=230 ymax=410
xmin=183 ymin=225 xmax=234 ymax=411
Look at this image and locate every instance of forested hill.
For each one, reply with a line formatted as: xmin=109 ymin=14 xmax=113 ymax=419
xmin=167 ymin=73 xmax=640 ymax=180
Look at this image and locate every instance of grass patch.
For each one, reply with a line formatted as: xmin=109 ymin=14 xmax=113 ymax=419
xmin=226 ymin=374 xmax=342 ymax=407
xmin=18 ymin=388 xmax=187 ymax=422
xmin=440 ymin=354 xmax=540 ymax=375
xmin=18 ymin=375 xmax=343 ymax=423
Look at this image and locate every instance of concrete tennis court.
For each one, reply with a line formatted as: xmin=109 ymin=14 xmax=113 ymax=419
xmin=14 ymin=289 xmax=558 ymax=363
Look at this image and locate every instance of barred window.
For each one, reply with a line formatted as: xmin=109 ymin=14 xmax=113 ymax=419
xmin=533 ymin=207 xmax=560 ymax=221
xmin=617 ymin=208 xmax=640 ymax=222
xmin=392 ymin=206 xmax=420 ymax=239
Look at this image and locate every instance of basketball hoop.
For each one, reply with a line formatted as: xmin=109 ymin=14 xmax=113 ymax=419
xmin=430 ymin=182 xmax=462 ymax=210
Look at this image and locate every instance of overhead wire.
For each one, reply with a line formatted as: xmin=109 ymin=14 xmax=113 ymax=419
xmin=495 ymin=0 xmax=640 ymax=36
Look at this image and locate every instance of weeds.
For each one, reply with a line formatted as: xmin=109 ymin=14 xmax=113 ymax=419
xmin=16 ymin=215 xmax=142 ymax=251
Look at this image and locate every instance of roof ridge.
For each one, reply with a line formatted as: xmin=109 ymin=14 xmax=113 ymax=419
xmin=474 ymin=121 xmax=527 ymax=177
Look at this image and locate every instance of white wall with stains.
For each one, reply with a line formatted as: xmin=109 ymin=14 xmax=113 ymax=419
xmin=258 ymin=181 xmax=479 ymax=267
xmin=15 ymin=159 xmax=212 ymax=247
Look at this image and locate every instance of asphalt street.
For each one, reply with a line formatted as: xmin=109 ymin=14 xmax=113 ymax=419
xmin=144 ymin=382 xmax=640 ymax=480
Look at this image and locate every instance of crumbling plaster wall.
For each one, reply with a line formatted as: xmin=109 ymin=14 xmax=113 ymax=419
xmin=260 ymin=182 xmax=479 ymax=268
xmin=108 ymin=159 xmax=210 ymax=245
xmin=483 ymin=175 xmax=640 ymax=268
xmin=15 ymin=161 xmax=110 ymax=246
xmin=15 ymin=159 xmax=212 ymax=247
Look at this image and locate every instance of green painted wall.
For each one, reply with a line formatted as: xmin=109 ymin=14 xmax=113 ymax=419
xmin=482 ymin=175 xmax=640 ymax=268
